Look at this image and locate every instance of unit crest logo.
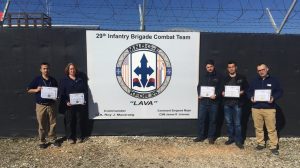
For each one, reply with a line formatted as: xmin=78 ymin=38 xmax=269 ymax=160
xmin=116 ymin=43 xmax=172 ymax=99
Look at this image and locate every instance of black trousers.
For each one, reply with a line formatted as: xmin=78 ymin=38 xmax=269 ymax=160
xmin=65 ymin=105 xmax=87 ymax=140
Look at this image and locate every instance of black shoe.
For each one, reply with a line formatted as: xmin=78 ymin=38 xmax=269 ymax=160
xmin=225 ymin=139 xmax=235 ymax=145
xmin=78 ymin=138 xmax=86 ymax=143
xmin=193 ymin=137 xmax=205 ymax=142
xmin=235 ymin=143 xmax=244 ymax=149
xmin=208 ymin=139 xmax=215 ymax=144
xmin=270 ymin=149 xmax=279 ymax=155
xmin=67 ymin=139 xmax=76 ymax=144
xmin=52 ymin=141 xmax=61 ymax=147
xmin=255 ymin=145 xmax=265 ymax=150
xmin=39 ymin=143 xmax=48 ymax=149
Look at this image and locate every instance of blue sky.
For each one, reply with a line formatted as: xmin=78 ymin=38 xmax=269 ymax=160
xmin=1 ymin=0 xmax=300 ymax=34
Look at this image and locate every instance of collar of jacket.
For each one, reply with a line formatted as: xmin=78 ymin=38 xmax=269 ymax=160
xmin=65 ymin=75 xmax=82 ymax=82
xmin=206 ymin=70 xmax=216 ymax=77
xmin=257 ymin=74 xmax=270 ymax=80
xmin=225 ymin=73 xmax=239 ymax=80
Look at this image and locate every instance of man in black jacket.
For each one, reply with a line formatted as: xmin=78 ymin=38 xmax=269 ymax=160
xmin=222 ymin=61 xmax=248 ymax=149
xmin=194 ymin=60 xmax=222 ymax=144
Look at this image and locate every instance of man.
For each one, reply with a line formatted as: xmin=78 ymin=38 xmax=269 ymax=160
xmin=247 ymin=63 xmax=283 ymax=155
xmin=194 ymin=60 xmax=222 ymax=144
xmin=27 ymin=62 xmax=59 ymax=149
xmin=222 ymin=61 xmax=248 ymax=149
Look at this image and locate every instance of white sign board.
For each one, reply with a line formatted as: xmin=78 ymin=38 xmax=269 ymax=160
xmin=224 ymin=85 xmax=240 ymax=98
xmin=41 ymin=87 xmax=57 ymax=100
xmin=254 ymin=89 xmax=271 ymax=102
xmin=200 ymin=86 xmax=215 ymax=97
xmin=86 ymin=30 xmax=200 ymax=119
xmin=69 ymin=93 xmax=85 ymax=105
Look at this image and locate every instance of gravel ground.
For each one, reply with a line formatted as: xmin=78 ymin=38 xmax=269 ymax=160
xmin=0 ymin=136 xmax=299 ymax=168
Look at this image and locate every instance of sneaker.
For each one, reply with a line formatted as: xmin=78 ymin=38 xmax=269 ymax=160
xmin=78 ymin=138 xmax=86 ymax=143
xmin=270 ymin=149 xmax=279 ymax=155
xmin=49 ymin=138 xmax=57 ymax=143
xmin=225 ymin=139 xmax=235 ymax=145
xmin=193 ymin=137 xmax=205 ymax=142
xmin=52 ymin=141 xmax=61 ymax=147
xmin=236 ymin=143 xmax=244 ymax=149
xmin=67 ymin=139 xmax=76 ymax=144
xmin=255 ymin=145 xmax=265 ymax=150
xmin=39 ymin=143 xmax=48 ymax=149
xmin=208 ymin=139 xmax=215 ymax=144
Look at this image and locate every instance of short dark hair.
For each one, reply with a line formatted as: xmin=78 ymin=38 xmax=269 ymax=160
xmin=257 ymin=63 xmax=268 ymax=68
xmin=40 ymin=62 xmax=49 ymax=67
xmin=205 ymin=59 xmax=215 ymax=66
xmin=227 ymin=61 xmax=237 ymax=66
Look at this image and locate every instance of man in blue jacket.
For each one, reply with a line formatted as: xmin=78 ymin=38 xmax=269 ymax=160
xmin=194 ymin=60 xmax=222 ymax=144
xmin=247 ymin=63 xmax=283 ymax=155
xmin=27 ymin=62 xmax=60 ymax=149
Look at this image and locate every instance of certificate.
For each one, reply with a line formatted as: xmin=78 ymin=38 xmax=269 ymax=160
xmin=224 ymin=85 xmax=240 ymax=98
xmin=41 ymin=87 xmax=58 ymax=100
xmin=200 ymin=86 xmax=215 ymax=97
xmin=254 ymin=89 xmax=271 ymax=102
xmin=69 ymin=93 xmax=85 ymax=105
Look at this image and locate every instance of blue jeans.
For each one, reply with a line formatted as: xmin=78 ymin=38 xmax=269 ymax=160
xmin=197 ymin=103 xmax=218 ymax=139
xmin=224 ymin=105 xmax=242 ymax=143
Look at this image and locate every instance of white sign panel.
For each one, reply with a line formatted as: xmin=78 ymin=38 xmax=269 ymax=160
xmin=224 ymin=85 xmax=240 ymax=98
xmin=254 ymin=89 xmax=271 ymax=102
xmin=200 ymin=86 xmax=215 ymax=97
xmin=86 ymin=30 xmax=200 ymax=119
xmin=69 ymin=93 xmax=85 ymax=105
xmin=41 ymin=87 xmax=57 ymax=100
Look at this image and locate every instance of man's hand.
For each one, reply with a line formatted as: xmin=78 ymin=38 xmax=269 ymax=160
xmin=36 ymin=86 xmax=42 ymax=93
xmin=222 ymin=91 xmax=225 ymax=97
xmin=27 ymin=86 xmax=42 ymax=94
xmin=210 ymin=94 xmax=216 ymax=100
xmin=67 ymin=102 xmax=72 ymax=107
xmin=268 ymin=96 xmax=274 ymax=103
xmin=251 ymin=96 xmax=256 ymax=103
xmin=240 ymin=90 xmax=244 ymax=95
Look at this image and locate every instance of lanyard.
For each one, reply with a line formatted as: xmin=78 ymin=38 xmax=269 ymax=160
xmin=42 ymin=78 xmax=52 ymax=87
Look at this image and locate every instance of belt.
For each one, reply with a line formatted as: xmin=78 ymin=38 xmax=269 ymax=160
xmin=37 ymin=102 xmax=54 ymax=106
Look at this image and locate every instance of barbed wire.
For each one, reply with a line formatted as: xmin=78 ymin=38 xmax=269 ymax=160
xmin=1 ymin=0 xmax=300 ymax=33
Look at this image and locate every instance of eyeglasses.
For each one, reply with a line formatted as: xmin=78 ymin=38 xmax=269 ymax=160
xmin=257 ymin=69 xmax=266 ymax=72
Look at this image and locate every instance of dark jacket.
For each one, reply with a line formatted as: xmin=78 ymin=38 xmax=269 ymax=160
xmin=27 ymin=75 xmax=58 ymax=104
xmin=222 ymin=73 xmax=248 ymax=106
xmin=247 ymin=74 xmax=283 ymax=109
xmin=197 ymin=70 xmax=223 ymax=105
xmin=58 ymin=74 xmax=88 ymax=113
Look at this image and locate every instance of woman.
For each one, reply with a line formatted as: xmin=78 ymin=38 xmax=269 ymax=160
xmin=59 ymin=63 xmax=88 ymax=144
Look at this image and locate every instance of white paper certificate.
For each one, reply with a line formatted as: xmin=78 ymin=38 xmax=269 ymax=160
xmin=70 ymin=93 xmax=85 ymax=105
xmin=224 ymin=85 xmax=240 ymax=98
xmin=200 ymin=86 xmax=215 ymax=97
xmin=41 ymin=87 xmax=58 ymax=100
xmin=254 ymin=89 xmax=271 ymax=102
